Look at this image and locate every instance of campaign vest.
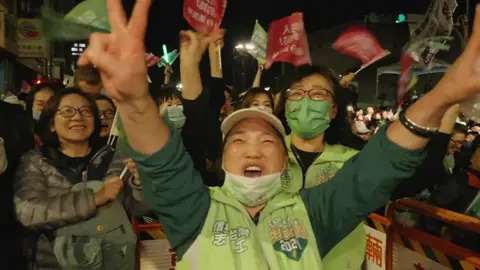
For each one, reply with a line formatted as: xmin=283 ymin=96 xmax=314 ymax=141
xmin=282 ymin=136 xmax=365 ymax=270
xmin=282 ymin=136 xmax=359 ymax=192
xmin=177 ymin=188 xmax=322 ymax=270
xmin=53 ymin=181 xmax=137 ymax=270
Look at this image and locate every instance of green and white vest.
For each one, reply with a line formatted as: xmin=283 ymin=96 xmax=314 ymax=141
xmin=177 ymin=188 xmax=322 ymax=270
xmin=282 ymin=136 xmax=359 ymax=192
xmin=282 ymin=136 xmax=366 ymax=270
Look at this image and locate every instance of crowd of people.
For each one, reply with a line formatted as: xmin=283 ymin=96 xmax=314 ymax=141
xmin=0 ymin=0 xmax=479 ymax=269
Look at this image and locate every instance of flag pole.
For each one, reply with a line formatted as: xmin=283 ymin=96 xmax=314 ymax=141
xmin=217 ymin=44 xmax=222 ymax=70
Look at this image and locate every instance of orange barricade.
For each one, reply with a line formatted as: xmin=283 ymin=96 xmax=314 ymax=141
xmin=131 ymin=200 xmax=480 ymax=270
xmin=384 ymin=199 xmax=480 ymax=270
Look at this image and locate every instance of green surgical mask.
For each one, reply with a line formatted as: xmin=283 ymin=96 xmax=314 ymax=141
xmin=285 ymin=98 xmax=332 ymax=139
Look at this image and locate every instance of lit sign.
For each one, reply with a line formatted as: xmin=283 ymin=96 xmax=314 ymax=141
xmin=70 ymin=42 xmax=86 ymax=56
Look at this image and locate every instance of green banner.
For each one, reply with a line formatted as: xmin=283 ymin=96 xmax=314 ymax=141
xmin=65 ymin=0 xmax=110 ymax=32
xmin=41 ymin=7 xmax=108 ymax=40
xmin=41 ymin=0 xmax=110 ymax=40
xmin=249 ymin=20 xmax=267 ymax=64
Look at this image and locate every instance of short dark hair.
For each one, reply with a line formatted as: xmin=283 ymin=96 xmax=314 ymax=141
xmin=278 ymin=64 xmax=352 ymax=146
xmin=94 ymin=94 xmax=116 ymax=110
xmin=17 ymin=92 xmax=28 ymax=102
xmin=37 ymin=88 xmax=101 ymax=149
xmin=74 ymin=65 xmax=101 ymax=86
xmin=241 ymin=88 xmax=274 ymax=109
xmin=26 ymin=82 xmax=60 ymax=132
xmin=150 ymin=85 xmax=182 ymax=106
xmin=453 ymin=123 xmax=468 ymax=136
xmin=26 ymin=83 xmax=60 ymax=116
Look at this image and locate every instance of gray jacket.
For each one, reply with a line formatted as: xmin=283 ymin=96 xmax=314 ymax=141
xmin=14 ymin=146 xmax=146 ymax=269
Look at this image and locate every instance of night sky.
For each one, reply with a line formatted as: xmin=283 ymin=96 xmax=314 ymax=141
xmin=123 ymin=0 xmax=431 ymax=90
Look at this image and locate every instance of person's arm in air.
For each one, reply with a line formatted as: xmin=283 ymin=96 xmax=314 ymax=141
xmin=301 ymin=6 xmax=480 ymax=256
xmin=164 ymin=65 xmax=173 ymax=85
xmin=78 ymin=1 xmax=214 ymax=259
xmin=252 ymin=62 xmax=263 ymax=88
xmin=14 ymin=152 xmax=97 ymax=230
xmin=208 ymin=34 xmax=227 ymax=119
xmin=181 ymin=30 xmax=224 ymax=166
xmin=391 ymin=105 xmax=459 ymax=199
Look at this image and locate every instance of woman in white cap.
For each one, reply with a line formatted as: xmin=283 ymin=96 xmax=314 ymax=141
xmin=79 ymin=0 xmax=480 ymax=268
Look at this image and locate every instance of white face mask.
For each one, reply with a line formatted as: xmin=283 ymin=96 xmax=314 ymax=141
xmin=0 ymin=138 xmax=7 ymax=175
xmin=32 ymin=109 xmax=42 ymax=121
xmin=163 ymin=105 xmax=186 ymax=129
xmin=223 ymin=171 xmax=283 ymax=207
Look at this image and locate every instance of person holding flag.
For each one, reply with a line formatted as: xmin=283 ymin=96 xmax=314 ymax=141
xmin=80 ymin=0 xmax=480 ymax=269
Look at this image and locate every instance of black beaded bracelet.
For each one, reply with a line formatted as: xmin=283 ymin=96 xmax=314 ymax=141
xmin=399 ymin=110 xmax=438 ymax=138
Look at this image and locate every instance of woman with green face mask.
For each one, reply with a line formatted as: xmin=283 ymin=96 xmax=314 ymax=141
xmin=282 ymin=65 xmax=365 ymax=269
xmin=282 ymin=65 xmax=360 ymax=192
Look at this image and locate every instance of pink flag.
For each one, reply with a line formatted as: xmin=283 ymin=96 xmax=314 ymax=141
xmin=333 ymin=25 xmax=390 ymax=71
xmin=265 ymin=13 xmax=311 ymax=70
xmin=21 ymin=80 xmax=31 ymax=93
xmin=183 ymin=0 xmax=227 ymax=34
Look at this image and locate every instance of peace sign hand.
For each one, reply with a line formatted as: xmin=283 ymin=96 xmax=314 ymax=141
xmin=433 ymin=5 xmax=480 ymax=104
xmin=78 ymin=0 xmax=151 ymax=103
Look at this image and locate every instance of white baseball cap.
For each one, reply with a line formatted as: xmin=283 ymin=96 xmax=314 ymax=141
xmin=221 ymin=108 xmax=286 ymax=138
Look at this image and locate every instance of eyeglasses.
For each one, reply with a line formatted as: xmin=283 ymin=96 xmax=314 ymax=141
xmin=57 ymin=106 xmax=93 ymax=118
xmin=99 ymin=109 xmax=115 ymax=119
xmin=450 ymin=139 xmax=464 ymax=147
xmin=286 ymin=88 xmax=334 ymax=101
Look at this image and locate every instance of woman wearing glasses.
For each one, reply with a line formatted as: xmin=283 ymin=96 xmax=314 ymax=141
xmin=281 ymin=65 xmax=358 ymax=192
xmin=280 ymin=65 xmax=365 ymax=269
xmin=14 ymin=88 xmax=144 ymax=269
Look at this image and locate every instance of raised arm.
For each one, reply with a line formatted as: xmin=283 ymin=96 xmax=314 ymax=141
xmin=303 ymin=4 xmax=480 ymax=256
xmin=208 ymin=32 xmax=224 ymax=80
xmin=252 ymin=62 xmax=264 ymax=88
xmin=78 ymin=0 xmax=210 ymax=258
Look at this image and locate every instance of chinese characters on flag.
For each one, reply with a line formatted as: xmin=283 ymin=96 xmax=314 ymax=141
xmin=183 ymin=0 xmax=227 ymax=34
xmin=332 ymin=25 xmax=390 ymax=72
xmin=265 ymin=12 xmax=311 ymax=70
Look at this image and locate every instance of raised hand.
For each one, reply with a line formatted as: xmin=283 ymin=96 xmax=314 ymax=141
xmin=434 ymin=5 xmax=480 ymax=103
xmin=124 ymin=158 xmax=140 ymax=185
xmin=180 ymin=29 xmax=225 ymax=67
xmin=340 ymin=73 xmax=355 ymax=87
xmin=95 ymin=177 xmax=124 ymax=206
xmin=77 ymin=0 xmax=151 ymax=103
xmin=208 ymin=31 xmax=225 ymax=54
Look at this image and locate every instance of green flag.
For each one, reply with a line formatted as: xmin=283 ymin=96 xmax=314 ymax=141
xmin=249 ymin=20 xmax=267 ymax=64
xmin=65 ymin=0 xmax=110 ymax=32
xmin=41 ymin=7 xmax=108 ymax=40
xmin=41 ymin=0 xmax=110 ymax=41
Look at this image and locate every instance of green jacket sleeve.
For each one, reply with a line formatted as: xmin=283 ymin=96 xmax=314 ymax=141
xmin=300 ymin=127 xmax=426 ymax=257
xmin=124 ymin=123 xmax=210 ymax=260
